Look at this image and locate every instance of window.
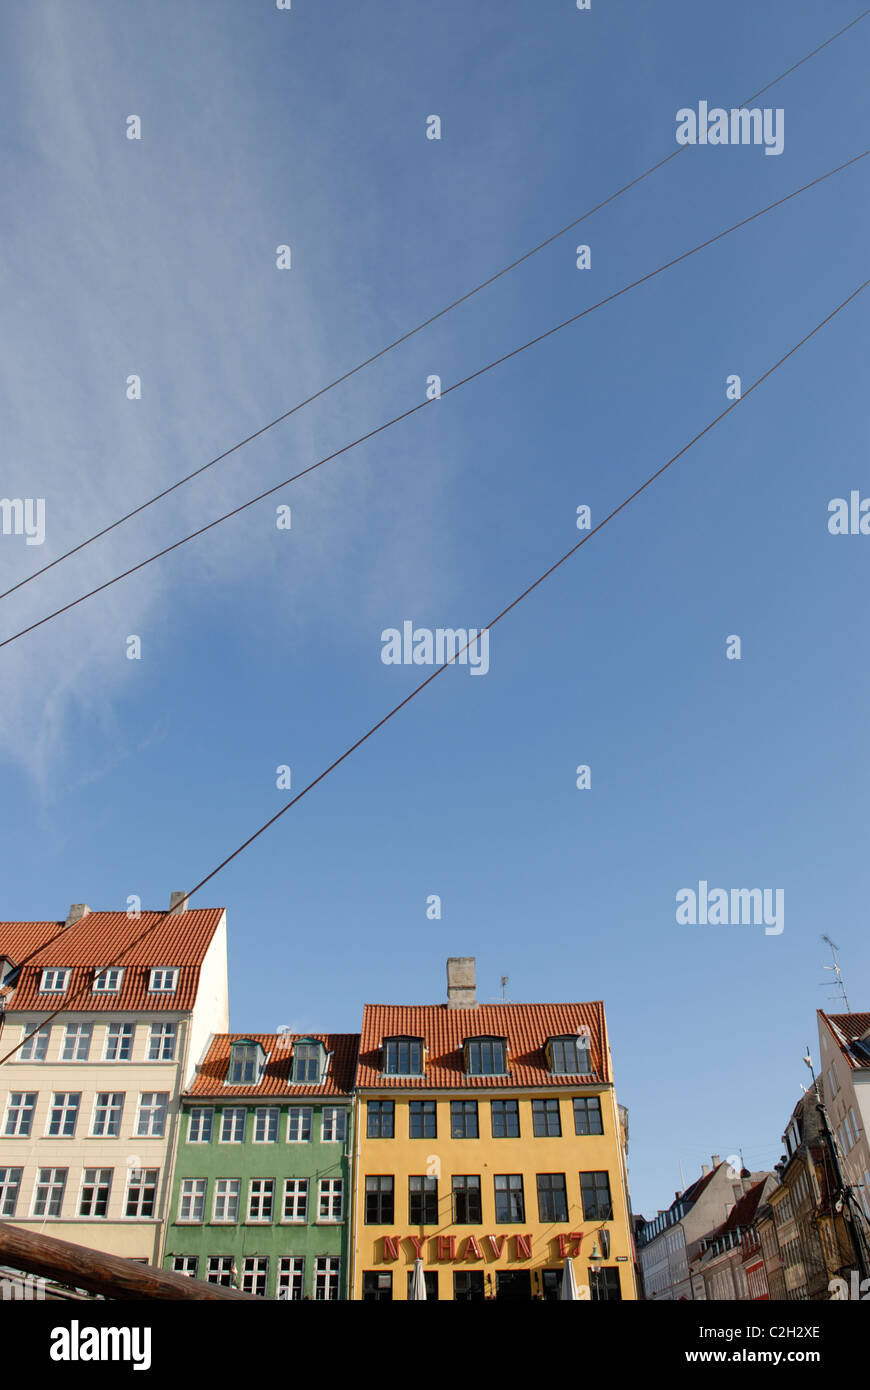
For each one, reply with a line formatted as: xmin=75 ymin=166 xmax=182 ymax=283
xmin=277 ymin=1257 xmax=305 ymax=1301
xmin=104 ymin=1022 xmax=134 ymax=1061
xmin=47 ymin=1092 xmax=80 ymax=1138
xmin=241 ymin=1257 xmax=269 ymax=1297
xmin=408 ymin=1269 xmax=439 ymax=1300
xmin=212 ymin=1178 xmax=240 ymax=1223
xmin=532 ymin=1098 xmax=562 ymax=1137
xmin=494 ymin=1174 xmax=525 ymax=1223
xmin=188 ymin=1107 xmax=213 ymax=1143
xmin=32 ymin=1168 xmax=67 ymax=1217
xmin=91 ymin=1092 xmax=124 ymax=1138
xmin=362 ymin=1271 xmax=392 ymax=1301
xmin=206 ymin=1256 xmax=235 ymax=1286
xmin=450 ymin=1100 xmax=478 ymax=1138
xmin=365 ymin=1175 xmax=394 ymax=1224
xmin=253 ymin=1107 xmax=278 ymax=1143
xmin=149 ymin=968 xmax=178 ymax=993
xmin=228 ymin=1042 xmax=262 ymax=1085
xmin=580 ymin=1171 xmax=613 ymax=1221
xmin=39 ymin=969 xmax=69 ymax=994
xmin=287 ymin=1106 xmax=312 ymax=1142
xmin=318 ymin=1177 xmax=343 ymax=1221
xmin=79 ymin=1168 xmax=113 ymax=1218
xmin=452 ymin=1175 xmax=482 ymax=1223
xmin=454 ymin=1271 xmax=485 ymax=1301
xmin=537 ymin=1173 xmax=568 ymax=1222
xmin=491 ymin=1099 xmax=520 ymax=1138
xmin=314 ymin=1256 xmax=340 ymax=1300
xmin=540 ymin=1270 xmax=562 ymax=1301
xmin=147 ymin=1022 xmax=177 ymax=1062
xmin=220 ymin=1107 xmax=246 ymax=1143
xmin=172 ymin=1255 xmax=198 ymax=1278
xmin=465 ymin=1037 xmax=507 ymax=1076
xmin=292 ymin=1042 xmax=323 ymax=1083
xmin=135 ymin=1092 xmax=168 ymax=1138
xmin=589 ymin=1267 xmax=621 ymax=1301
xmin=409 ymin=1100 xmax=437 ymax=1139
xmin=573 ymin=1096 xmax=604 ymax=1135
xmin=282 ymin=1177 xmax=308 ymax=1222
xmin=409 ymin=1176 xmax=438 ymax=1224
xmin=93 ymin=967 xmax=123 ymax=993
xmin=367 ymin=1100 xmax=394 ymax=1138
xmin=178 ymin=1178 xmax=207 ymax=1223
xmin=0 ymin=1168 xmax=23 ymax=1218
xmin=321 ymin=1106 xmax=346 ymax=1142
xmin=125 ymin=1168 xmax=159 ymax=1218
xmin=549 ymin=1035 xmax=591 ymax=1075
xmin=19 ymin=1024 xmax=49 ymax=1062
xmin=4 ymin=1091 xmax=37 ymax=1137
xmin=383 ymin=1037 xmax=424 ymax=1075
xmin=247 ymin=1177 xmax=274 ymax=1222
xmin=60 ymin=1023 xmax=92 ymax=1062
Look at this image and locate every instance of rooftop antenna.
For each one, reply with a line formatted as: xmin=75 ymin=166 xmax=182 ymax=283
xmin=820 ymin=935 xmax=852 ymax=1012
xmin=500 ymin=975 xmax=508 ymax=1002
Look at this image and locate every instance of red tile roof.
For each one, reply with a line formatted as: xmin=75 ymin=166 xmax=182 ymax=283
xmin=187 ymin=1033 xmax=359 ymax=1098
xmin=719 ymin=1179 xmax=771 ymax=1235
xmin=819 ymin=1009 xmax=870 ymax=1069
xmin=356 ymin=1002 xmax=609 ymax=1090
xmin=0 ymin=909 xmax=225 ymax=1014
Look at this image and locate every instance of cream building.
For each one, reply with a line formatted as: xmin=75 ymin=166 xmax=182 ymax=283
xmin=0 ymin=896 xmax=228 ymax=1262
xmin=818 ymin=1009 xmax=870 ymax=1227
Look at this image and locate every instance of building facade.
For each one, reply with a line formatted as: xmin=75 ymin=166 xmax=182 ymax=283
xmin=163 ymin=1032 xmax=358 ymax=1298
xmin=351 ymin=958 xmax=637 ymax=1301
xmin=818 ymin=1009 xmax=870 ymax=1234
xmin=0 ymin=897 xmax=228 ymax=1262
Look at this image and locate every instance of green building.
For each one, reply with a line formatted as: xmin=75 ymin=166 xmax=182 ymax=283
xmin=161 ymin=1031 xmax=358 ymax=1299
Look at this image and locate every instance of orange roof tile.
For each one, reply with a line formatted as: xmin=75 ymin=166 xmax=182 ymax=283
xmin=0 ymin=909 xmax=225 ymax=1014
xmin=187 ymin=1033 xmax=359 ymax=1098
xmin=356 ymin=1002 xmax=609 ymax=1089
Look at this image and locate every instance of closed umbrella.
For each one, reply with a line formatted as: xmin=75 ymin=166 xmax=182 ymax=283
xmin=560 ymin=1257 xmax=580 ymax=1300
xmin=409 ymin=1258 xmax=427 ymax=1301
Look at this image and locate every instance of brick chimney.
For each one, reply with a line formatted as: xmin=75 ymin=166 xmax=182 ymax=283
xmin=446 ymin=957 xmax=476 ymax=1009
xmin=64 ymin=904 xmax=90 ymax=928
xmin=169 ymin=891 xmax=189 ymax=915
xmin=711 ymin=1154 xmax=721 ymax=1167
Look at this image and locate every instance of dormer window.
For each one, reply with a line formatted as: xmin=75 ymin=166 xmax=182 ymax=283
xmin=0 ymin=956 xmax=16 ymax=987
xmin=383 ymin=1037 xmax=424 ymax=1076
xmin=93 ymin=967 xmax=124 ymax=993
xmin=292 ymin=1041 xmax=326 ymax=1084
xmin=465 ymin=1037 xmax=507 ymax=1076
xmin=149 ymin=968 xmax=178 ymax=993
xmin=228 ymin=1041 xmax=265 ymax=1086
xmin=549 ymin=1035 xmax=591 ymax=1075
xmin=39 ymin=968 xmax=70 ymax=994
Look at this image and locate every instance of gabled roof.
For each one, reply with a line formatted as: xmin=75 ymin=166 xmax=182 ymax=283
xmin=187 ymin=1033 xmax=359 ymax=1099
xmin=679 ymin=1162 xmax=724 ymax=1207
xmin=356 ymin=1002 xmax=608 ymax=1090
xmin=819 ymin=1009 xmax=870 ymax=1070
xmin=719 ymin=1179 xmax=771 ymax=1235
xmin=0 ymin=909 xmax=225 ymax=1014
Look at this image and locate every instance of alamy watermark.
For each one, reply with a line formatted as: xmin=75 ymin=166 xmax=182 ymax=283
xmin=0 ymin=497 xmax=45 ymax=545
xmin=1 ymin=1271 xmax=46 ymax=1299
xmin=829 ymin=1270 xmax=870 ymax=1300
xmin=676 ymin=881 xmax=784 ymax=935
xmin=675 ymin=103 xmax=784 ymax=156
xmin=380 ymin=621 xmax=490 ymax=675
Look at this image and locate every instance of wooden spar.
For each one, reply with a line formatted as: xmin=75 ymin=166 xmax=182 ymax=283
xmin=0 ymin=1221 xmax=258 ymax=1301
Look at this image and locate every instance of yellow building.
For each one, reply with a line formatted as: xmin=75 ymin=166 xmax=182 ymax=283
xmin=351 ymin=958 xmax=637 ymax=1301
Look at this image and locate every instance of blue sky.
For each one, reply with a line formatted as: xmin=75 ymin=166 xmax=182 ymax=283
xmin=0 ymin=0 xmax=867 ymax=1217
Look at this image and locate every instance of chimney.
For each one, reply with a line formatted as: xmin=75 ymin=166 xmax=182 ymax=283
xmin=64 ymin=904 xmax=90 ymax=928
xmin=446 ymin=957 xmax=477 ymax=1009
xmin=169 ymin=891 xmax=189 ymax=915
xmin=711 ymin=1154 xmax=721 ymax=1167
xmin=701 ymin=1164 xmax=710 ymax=1177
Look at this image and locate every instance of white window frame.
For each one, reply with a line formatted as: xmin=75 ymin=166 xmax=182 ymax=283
xmin=241 ymin=1256 xmax=269 ymax=1296
xmin=206 ymin=1256 xmax=235 ymax=1286
xmin=253 ymin=1107 xmax=278 ymax=1143
xmin=314 ymin=1256 xmax=340 ymax=1301
xmin=46 ymin=1092 xmax=80 ymax=1138
xmin=282 ymin=1177 xmax=308 ymax=1222
xmin=172 ymin=1255 xmax=198 ymax=1278
xmin=0 ymin=1167 xmax=23 ymax=1218
xmin=228 ymin=1043 xmax=262 ymax=1086
xmin=212 ymin=1178 xmax=241 ymax=1223
xmin=148 ymin=968 xmax=179 ymax=993
xmin=79 ymin=1168 xmax=113 ymax=1218
xmin=178 ymin=1178 xmax=207 ymax=1223
xmin=124 ymin=1167 xmax=159 ymax=1218
xmin=3 ymin=1091 xmax=37 ymax=1137
xmin=93 ymin=967 xmax=124 ymax=993
xmin=19 ymin=1023 xmax=50 ymax=1062
xmin=91 ymin=1091 xmax=124 ymax=1138
xmin=247 ymin=1177 xmax=274 ymax=1223
xmin=220 ymin=1107 xmax=246 ymax=1143
xmin=318 ymin=1177 xmax=343 ymax=1222
xmin=147 ymin=1021 xmax=178 ymax=1062
xmin=135 ymin=1092 xmax=169 ymax=1138
xmin=287 ymin=1106 xmax=312 ymax=1143
xmin=39 ymin=969 xmax=70 ymax=994
xmin=277 ymin=1256 xmax=305 ymax=1301
xmin=187 ymin=1107 xmax=213 ymax=1143
xmin=104 ymin=1022 xmax=134 ymax=1062
xmin=321 ymin=1106 xmax=346 ymax=1143
xmin=31 ymin=1167 xmax=67 ymax=1218
xmin=61 ymin=1023 xmax=92 ymax=1062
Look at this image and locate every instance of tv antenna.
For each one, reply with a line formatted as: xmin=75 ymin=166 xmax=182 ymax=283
xmin=500 ymin=975 xmax=508 ymax=1002
xmin=820 ymin=936 xmax=851 ymax=1012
